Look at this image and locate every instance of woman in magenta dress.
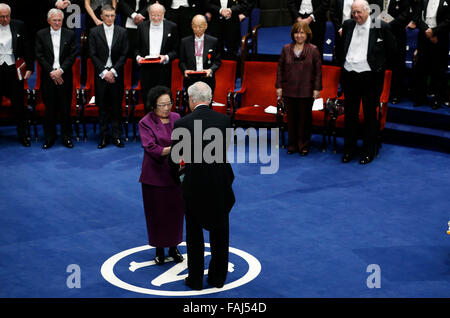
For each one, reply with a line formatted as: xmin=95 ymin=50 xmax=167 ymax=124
xmin=138 ymin=85 xmax=184 ymax=265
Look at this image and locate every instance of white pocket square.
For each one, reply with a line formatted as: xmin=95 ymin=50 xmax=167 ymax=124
xmin=17 ymin=34 xmax=20 ymax=37
xmin=168 ymin=33 xmax=171 ymax=37
xmin=377 ymin=38 xmax=383 ymax=42
xmin=444 ymin=1 xmax=448 ymax=6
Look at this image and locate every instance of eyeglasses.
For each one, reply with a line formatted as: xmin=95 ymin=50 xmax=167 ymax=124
xmin=156 ymin=102 xmax=172 ymax=108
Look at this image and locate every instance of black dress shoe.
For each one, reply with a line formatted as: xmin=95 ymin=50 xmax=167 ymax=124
xmin=42 ymin=139 xmax=55 ymax=149
xmin=185 ymin=277 xmax=203 ymax=290
xmin=98 ymin=137 xmax=109 ymax=149
xmin=342 ymin=152 xmax=353 ymax=163
xmin=62 ymin=139 xmax=74 ymax=148
xmin=168 ymin=247 xmax=184 ymax=263
xmin=154 ymin=248 xmax=165 ymax=265
xmin=359 ymin=155 xmax=374 ymax=164
xmin=112 ymin=138 xmax=125 ymax=148
xmin=431 ymin=100 xmax=441 ymax=110
xmin=19 ymin=137 xmax=30 ymax=147
xmin=207 ymin=277 xmax=225 ymax=288
xmin=300 ymin=149 xmax=309 ymax=156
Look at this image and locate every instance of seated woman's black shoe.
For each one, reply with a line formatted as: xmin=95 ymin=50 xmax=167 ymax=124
xmin=168 ymin=247 xmax=184 ymax=263
xmin=154 ymin=248 xmax=165 ymax=265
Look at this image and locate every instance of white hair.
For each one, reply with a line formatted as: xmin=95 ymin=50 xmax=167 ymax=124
xmin=188 ymin=81 xmax=212 ymax=104
xmin=353 ymin=0 xmax=371 ymax=13
xmin=148 ymin=2 xmax=166 ymax=13
xmin=47 ymin=8 xmax=64 ymax=19
xmin=0 ymin=3 xmax=11 ymax=13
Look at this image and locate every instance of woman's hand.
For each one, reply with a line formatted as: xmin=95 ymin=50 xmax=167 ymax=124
xmin=313 ymin=90 xmax=320 ymax=99
xmin=276 ymin=88 xmax=282 ymax=97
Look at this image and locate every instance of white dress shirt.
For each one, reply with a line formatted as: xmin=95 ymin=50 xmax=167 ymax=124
xmin=149 ymin=22 xmax=163 ymax=57
xmin=194 ymin=35 xmax=204 ymax=71
xmin=50 ymin=28 xmax=62 ymax=70
xmin=100 ymin=23 xmax=117 ymax=79
xmin=171 ymin=0 xmax=189 ymax=9
xmin=299 ymin=0 xmax=315 ymax=21
xmin=425 ymin=0 xmax=440 ymax=28
xmin=344 ymin=17 xmax=371 ymax=73
xmin=0 ymin=24 xmax=14 ymax=66
xmin=342 ymin=0 xmax=353 ymax=24
xmin=126 ymin=0 xmax=140 ymax=29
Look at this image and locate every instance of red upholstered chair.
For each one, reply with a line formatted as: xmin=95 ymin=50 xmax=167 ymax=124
xmin=81 ymin=58 xmax=133 ymax=141
xmin=232 ymin=61 xmax=280 ymax=125
xmin=130 ymin=59 xmax=183 ymax=141
xmin=31 ymin=58 xmax=82 ymax=141
xmin=212 ymin=59 xmax=237 ymax=115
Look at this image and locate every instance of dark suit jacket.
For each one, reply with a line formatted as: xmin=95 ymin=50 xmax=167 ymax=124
xmin=117 ymin=0 xmax=154 ymax=27
xmin=135 ymin=19 xmax=179 ymax=61
xmin=35 ymin=27 xmax=77 ymax=81
xmin=88 ymin=24 xmax=129 ymax=78
xmin=8 ymin=19 xmax=34 ymax=73
xmin=276 ymin=42 xmax=322 ymax=98
xmin=287 ymin=0 xmax=330 ymax=23
xmin=206 ymin=0 xmax=248 ymax=23
xmin=170 ymin=105 xmax=235 ymax=231
xmin=413 ymin=0 xmax=450 ymax=38
xmin=179 ymin=34 xmax=221 ymax=87
xmin=339 ymin=18 xmax=398 ymax=73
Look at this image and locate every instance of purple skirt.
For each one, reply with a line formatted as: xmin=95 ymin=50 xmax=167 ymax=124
xmin=141 ymin=183 xmax=185 ymax=247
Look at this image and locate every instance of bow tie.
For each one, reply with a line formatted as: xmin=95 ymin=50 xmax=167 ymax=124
xmin=50 ymin=29 xmax=60 ymax=36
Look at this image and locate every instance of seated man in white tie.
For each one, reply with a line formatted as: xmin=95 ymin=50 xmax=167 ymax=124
xmin=89 ymin=4 xmax=129 ymax=149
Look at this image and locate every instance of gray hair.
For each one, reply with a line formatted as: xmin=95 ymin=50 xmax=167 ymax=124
xmin=188 ymin=81 xmax=212 ymax=104
xmin=0 ymin=3 xmax=11 ymax=13
xmin=353 ymin=0 xmax=371 ymax=13
xmin=47 ymin=8 xmax=64 ymax=19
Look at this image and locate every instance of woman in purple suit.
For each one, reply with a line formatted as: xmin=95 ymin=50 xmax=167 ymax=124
xmin=138 ymin=85 xmax=184 ymax=265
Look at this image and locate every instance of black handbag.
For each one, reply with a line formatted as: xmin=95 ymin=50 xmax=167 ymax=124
xmin=325 ymin=98 xmax=345 ymax=120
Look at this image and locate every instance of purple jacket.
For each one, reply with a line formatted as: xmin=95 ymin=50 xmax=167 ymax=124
xmin=138 ymin=111 xmax=180 ymax=187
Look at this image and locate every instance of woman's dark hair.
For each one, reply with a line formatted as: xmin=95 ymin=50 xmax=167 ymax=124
xmin=290 ymin=21 xmax=313 ymax=43
xmin=145 ymin=85 xmax=173 ymax=114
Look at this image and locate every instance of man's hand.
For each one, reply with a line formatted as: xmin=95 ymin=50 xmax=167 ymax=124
xmin=134 ymin=13 xmax=145 ymax=25
xmin=50 ymin=69 xmax=64 ymax=85
xmin=425 ymin=28 xmax=433 ymax=38
xmin=205 ymin=69 xmax=212 ymax=77
xmin=184 ymin=70 xmax=194 ymax=77
xmin=159 ymin=55 xmax=168 ymax=64
xmin=24 ymin=70 xmax=32 ymax=80
xmin=104 ymin=71 xmax=115 ymax=83
xmin=56 ymin=0 xmax=71 ymax=10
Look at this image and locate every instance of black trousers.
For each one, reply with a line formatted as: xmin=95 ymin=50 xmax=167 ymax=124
xmin=414 ymin=32 xmax=448 ymax=103
xmin=342 ymin=70 xmax=384 ymax=155
xmin=0 ymin=63 xmax=27 ymax=138
xmin=94 ymin=76 xmax=124 ymax=139
xmin=390 ymin=25 xmax=406 ymax=98
xmin=41 ymin=76 xmax=73 ymax=141
xmin=185 ymin=212 xmax=229 ymax=286
xmin=208 ymin=17 xmax=240 ymax=60
xmin=165 ymin=6 xmax=196 ymax=40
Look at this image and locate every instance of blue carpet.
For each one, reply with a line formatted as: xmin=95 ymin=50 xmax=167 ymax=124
xmin=0 ymin=124 xmax=449 ymax=298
